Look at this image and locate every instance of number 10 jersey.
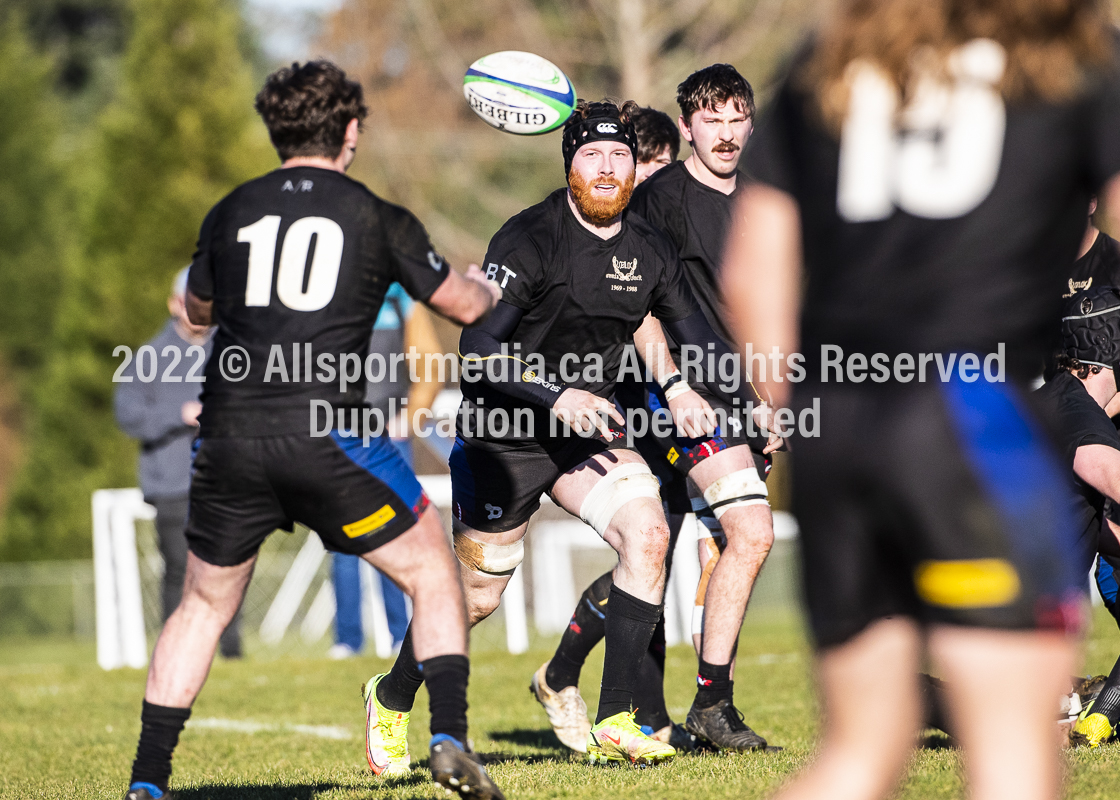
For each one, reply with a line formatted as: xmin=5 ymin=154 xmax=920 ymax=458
xmin=187 ymin=166 xmax=450 ymax=436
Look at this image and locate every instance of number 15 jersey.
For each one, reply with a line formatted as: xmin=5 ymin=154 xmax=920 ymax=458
xmin=746 ymin=39 xmax=1120 ymax=381
xmin=187 ymin=166 xmax=450 ymax=436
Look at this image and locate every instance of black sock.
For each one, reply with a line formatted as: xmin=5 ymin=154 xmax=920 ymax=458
xmin=547 ymin=571 xmax=613 ymax=690
xmin=422 ymin=654 xmax=470 ymax=745
xmin=695 ymin=659 xmax=733 ymax=708
xmin=1093 ymin=655 xmax=1120 ymax=726
xmin=597 ymin=585 xmax=662 ymax=723
xmin=129 ymin=701 xmax=191 ymax=792
xmin=633 ymin=616 xmax=670 ymax=731
xmin=377 ymin=627 xmax=424 ymax=712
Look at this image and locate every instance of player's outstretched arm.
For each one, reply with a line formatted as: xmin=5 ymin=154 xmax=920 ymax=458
xmin=458 ymin=302 xmax=623 ymax=441
xmin=427 ymin=263 xmax=501 ymax=326
xmin=660 ymin=309 xmax=783 ymax=450
xmin=720 ymin=183 xmax=801 ymax=409
xmin=632 ymin=313 xmax=715 ymax=439
xmin=185 ymin=290 xmax=213 ymax=326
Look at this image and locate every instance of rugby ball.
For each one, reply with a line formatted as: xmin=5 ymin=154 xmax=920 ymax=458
xmin=463 ymin=51 xmax=576 ymax=135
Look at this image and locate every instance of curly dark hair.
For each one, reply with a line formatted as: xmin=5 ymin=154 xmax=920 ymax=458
xmin=1056 ymin=352 xmax=1107 ymax=379
xmin=676 ymin=64 xmax=755 ymax=123
xmin=632 ymin=106 xmax=680 ymax=163
xmin=255 ymin=61 xmax=368 ymax=160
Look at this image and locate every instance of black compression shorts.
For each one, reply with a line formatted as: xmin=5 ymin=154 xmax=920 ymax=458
xmin=186 ymin=431 xmax=428 ymax=566
xmin=613 ymin=378 xmax=772 ymax=515
xmin=792 ymin=379 xmax=1085 ymax=648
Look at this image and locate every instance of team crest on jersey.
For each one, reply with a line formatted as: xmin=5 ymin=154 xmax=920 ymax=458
xmin=1064 ymin=277 xmax=1093 ymax=299
xmin=606 ymin=256 xmax=641 ymax=282
xmin=427 ymin=250 xmax=444 ymax=270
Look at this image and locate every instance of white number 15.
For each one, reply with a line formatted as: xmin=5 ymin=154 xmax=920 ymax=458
xmin=837 ymin=39 xmax=1008 ymax=222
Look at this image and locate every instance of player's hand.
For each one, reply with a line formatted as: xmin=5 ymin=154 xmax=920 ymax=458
xmin=751 ymin=401 xmax=788 ymax=454
xmin=667 ymin=389 xmax=716 ymax=439
xmin=552 ymin=388 xmax=626 ymax=441
xmin=182 ymin=400 xmax=203 ymax=427
xmin=465 ymin=263 xmax=502 ymax=307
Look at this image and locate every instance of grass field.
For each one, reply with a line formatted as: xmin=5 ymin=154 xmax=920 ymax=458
xmin=4 ymin=607 xmax=1120 ymax=800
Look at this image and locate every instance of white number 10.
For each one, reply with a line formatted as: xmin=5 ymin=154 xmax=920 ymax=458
xmin=837 ymin=39 xmax=1008 ymax=222
xmin=237 ymin=215 xmax=344 ymax=311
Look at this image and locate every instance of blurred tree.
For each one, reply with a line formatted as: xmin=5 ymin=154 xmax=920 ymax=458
xmin=1 ymin=0 xmax=274 ymax=560
xmin=0 ymin=15 xmax=69 ymax=382
xmin=0 ymin=0 xmax=128 ymax=121
xmin=0 ymin=13 xmax=73 ymax=517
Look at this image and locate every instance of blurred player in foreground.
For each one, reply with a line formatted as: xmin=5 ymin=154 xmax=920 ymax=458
xmin=723 ymin=2 xmax=1120 ymax=799
xmin=123 ymin=61 xmax=504 ymax=800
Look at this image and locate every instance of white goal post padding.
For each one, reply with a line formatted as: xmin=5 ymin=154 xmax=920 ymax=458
xmin=92 ymin=478 xmax=799 ymax=669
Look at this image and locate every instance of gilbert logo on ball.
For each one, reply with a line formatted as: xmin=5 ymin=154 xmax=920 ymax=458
xmin=464 ymin=51 xmax=576 ymax=135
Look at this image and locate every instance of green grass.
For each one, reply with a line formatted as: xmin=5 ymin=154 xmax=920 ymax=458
xmin=3 ymin=607 xmax=1120 ymax=799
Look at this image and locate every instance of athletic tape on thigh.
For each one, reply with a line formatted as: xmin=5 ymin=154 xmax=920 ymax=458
xmin=690 ymin=496 xmax=725 ymax=541
xmin=579 ymin=462 xmax=662 ymax=537
xmin=702 ymin=467 xmax=768 ymax=520
xmin=453 ymin=532 xmax=524 ymax=576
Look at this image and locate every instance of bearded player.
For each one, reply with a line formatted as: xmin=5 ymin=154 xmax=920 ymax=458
xmin=725 ymin=2 xmax=1120 ymax=799
xmin=361 ymin=99 xmax=760 ymax=768
xmin=532 ymin=64 xmax=781 ymax=754
xmin=121 ymin=62 xmax=505 ymax=800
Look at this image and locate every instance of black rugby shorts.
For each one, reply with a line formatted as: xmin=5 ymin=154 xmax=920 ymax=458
xmin=186 ymin=431 xmax=428 ymax=566
xmin=792 ymin=379 xmax=1085 ymax=648
xmin=449 ymin=429 xmax=633 ymax=533
xmin=613 ymin=378 xmax=772 ymax=515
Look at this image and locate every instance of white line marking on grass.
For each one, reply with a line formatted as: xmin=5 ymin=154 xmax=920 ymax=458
xmin=188 ymin=717 xmax=353 ymax=740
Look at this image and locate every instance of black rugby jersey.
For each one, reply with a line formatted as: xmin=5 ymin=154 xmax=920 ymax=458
xmin=1035 ymin=370 xmax=1120 ymax=560
xmin=1066 ymin=230 xmax=1120 ymax=300
xmin=470 ymin=188 xmax=696 ymax=407
xmin=747 ymin=40 xmax=1120 ymax=381
xmin=188 ymin=166 xmax=450 ymax=436
xmin=629 ymin=160 xmax=743 ymax=352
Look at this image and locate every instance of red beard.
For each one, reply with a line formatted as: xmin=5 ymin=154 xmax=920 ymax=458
xmin=568 ymin=170 xmax=635 ymax=223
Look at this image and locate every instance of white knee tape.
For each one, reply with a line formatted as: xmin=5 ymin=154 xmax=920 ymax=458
xmin=702 ymin=468 xmax=768 ymax=520
xmin=579 ymin=463 xmax=662 ymax=537
xmin=453 ymin=532 xmax=524 ymax=576
xmin=691 ymin=496 xmax=724 ymax=540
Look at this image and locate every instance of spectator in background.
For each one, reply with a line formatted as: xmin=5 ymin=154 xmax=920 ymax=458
xmin=632 ymin=106 xmax=681 ymax=185
xmin=329 ymin=282 xmax=445 ymax=658
xmin=114 ymin=268 xmax=242 ymax=658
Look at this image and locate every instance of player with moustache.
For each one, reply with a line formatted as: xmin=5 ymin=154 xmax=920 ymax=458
xmin=533 ymin=64 xmax=783 ymax=755
xmin=724 ymin=1 xmax=1120 ymax=798
xmin=122 ymin=62 xmax=505 ymax=800
xmin=363 ymin=99 xmax=752 ymax=768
